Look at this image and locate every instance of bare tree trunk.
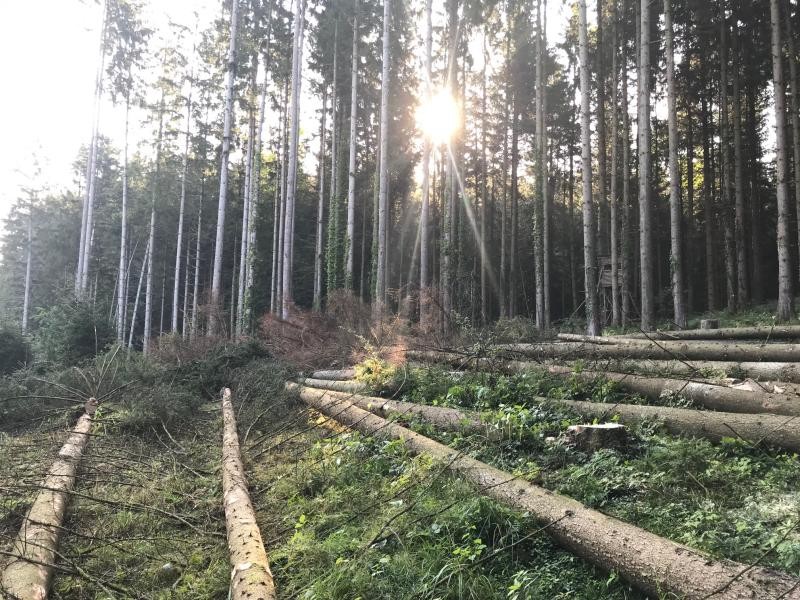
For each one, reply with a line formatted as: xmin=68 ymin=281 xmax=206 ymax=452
xmin=116 ymin=98 xmax=130 ymax=342
xmin=771 ymin=0 xmax=796 ymax=321
xmin=345 ymin=0 xmax=359 ymax=290
xmin=609 ymin=4 xmax=620 ymax=328
xmin=313 ymin=86 xmax=328 ymax=311
xmin=786 ymin=9 xmax=800 ymax=288
xmin=533 ymin=0 xmax=545 ymax=330
xmin=664 ymin=0 xmax=686 ymax=328
xmin=182 ymin=226 xmax=191 ymax=338
xmin=731 ymin=26 xmax=749 ymax=309
xmin=128 ymin=238 xmax=150 ymax=351
xmin=637 ymin=0 xmax=653 ymax=331
xmin=21 ymin=198 xmax=33 ymax=334
xmin=480 ymin=29 xmax=489 ymax=324
xmin=579 ymin=0 xmax=599 ymax=336
xmin=701 ymin=93 xmax=716 ymax=310
xmin=374 ymin=0 xmax=392 ymax=316
xmin=420 ymin=0 xmax=433 ymax=323
xmin=143 ymin=94 xmax=165 ymax=355
xmin=173 ymin=79 xmax=193 ymax=334
xmin=281 ymin=0 xmax=307 ymax=320
xmin=596 ymin=0 xmax=608 ymax=257
xmin=719 ymin=11 xmax=737 ymax=313
xmin=210 ymin=0 xmax=239 ymax=331
xmin=326 ymin=23 xmax=341 ymax=293
xmin=191 ymin=197 xmax=202 ymax=339
xmin=237 ymin=60 xmax=257 ymax=336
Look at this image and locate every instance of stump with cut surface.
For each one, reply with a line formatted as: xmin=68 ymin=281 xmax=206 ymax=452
xmin=566 ymin=423 xmax=629 ymax=452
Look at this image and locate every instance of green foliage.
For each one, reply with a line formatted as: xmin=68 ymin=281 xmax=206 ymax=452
xmin=0 ymin=324 xmax=29 ymax=375
xmin=33 ymin=300 xmax=115 ymax=366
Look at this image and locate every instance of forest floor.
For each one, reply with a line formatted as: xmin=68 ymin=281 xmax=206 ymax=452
xmin=3 ymin=309 xmax=800 ymax=598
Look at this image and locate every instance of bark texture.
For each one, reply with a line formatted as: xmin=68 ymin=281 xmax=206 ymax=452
xmin=221 ymin=388 xmax=276 ymax=600
xmin=1 ymin=400 xmax=96 ymax=600
xmin=619 ymin=325 xmax=800 ymax=340
xmin=293 ymin=384 xmax=800 ymax=599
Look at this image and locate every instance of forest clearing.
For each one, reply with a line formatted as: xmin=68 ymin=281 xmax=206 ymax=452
xmin=6 ymin=0 xmax=800 ymax=597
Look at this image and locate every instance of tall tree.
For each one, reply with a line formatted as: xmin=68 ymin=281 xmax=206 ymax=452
xmin=637 ymin=0 xmax=653 ymax=331
xmin=345 ymin=0 xmax=359 ymax=289
xmin=374 ymin=0 xmax=392 ymax=315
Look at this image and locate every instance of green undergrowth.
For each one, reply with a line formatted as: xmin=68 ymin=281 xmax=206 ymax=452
xmin=396 ymin=368 xmax=800 ymax=577
xmin=243 ymin=394 xmax=642 ymax=599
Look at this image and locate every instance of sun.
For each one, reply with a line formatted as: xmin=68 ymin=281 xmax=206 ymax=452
xmin=416 ymin=89 xmax=460 ymax=145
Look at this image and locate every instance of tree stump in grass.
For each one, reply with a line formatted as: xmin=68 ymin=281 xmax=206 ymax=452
xmin=700 ymin=319 xmax=720 ymax=330
xmin=566 ymin=423 xmax=629 ymax=452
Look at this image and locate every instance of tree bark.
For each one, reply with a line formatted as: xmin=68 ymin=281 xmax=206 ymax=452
xmin=1 ymin=400 xmax=96 ymax=600
xmin=637 ymin=0 xmax=653 ymax=331
xmin=702 ymin=93 xmax=716 ymax=311
xmin=221 ymin=388 xmax=277 ymax=600
xmin=313 ymin=86 xmax=328 ymax=312
xmin=619 ymin=325 xmax=800 ymax=340
xmin=719 ymin=9 xmax=737 ymax=313
xmin=143 ymin=91 xmax=165 ymax=355
xmin=579 ymin=0 xmax=599 ymax=336
xmin=210 ymin=0 xmax=239 ymax=330
xmin=116 ymin=97 xmax=130 ymax=342
xmin=664 ymin=0 xmax=686 ymax=328
xmin=374 ymin=0 xmax=392 ymax=316
xmin=731 ymin=25 xmax=749 ymax=309
xmin=173 ymin=78 xmax=193 ymax=334
xmin=345 ymin=1 xmax=359 ymax=290
xmin=292 ymin=383 xmax=800 ymax=599
xmin=609 ymin=3 xmax=620 ymax=327
xmin=771 ymin=0 xmax=796 ymax=322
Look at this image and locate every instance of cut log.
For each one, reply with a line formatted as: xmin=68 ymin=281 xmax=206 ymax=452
xmin=566 ymin=423 xmax=629 ymax=452
xmin=497 ymin=339 xmax=800 ymax=363
xmin=617 ymin=324 xmax=800 ymax=340
xmin=299 ymin=378 xmax=368 ymax=394
xmin=1 ymin=399 xmax=97 ymax=600
xmin=291 ymin=383 xmax=800 ymax=599
xmin=287 ymin=382 xmax=494 ymax=436
xmin=221 ymin=388 xmax=276 ymax=600
xmin=546 ymin=365 xmax=800 ymax=416
xmin=311 ymin=368 xmax=357 ymax=380
xmin=406 ymin=349 xmax=800 ymax=384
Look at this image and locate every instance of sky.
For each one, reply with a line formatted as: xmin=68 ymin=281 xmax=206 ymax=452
xmin=0 ymin=0 xmax=575 ymax=235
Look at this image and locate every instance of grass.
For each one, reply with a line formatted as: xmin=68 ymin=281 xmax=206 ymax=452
xmin=393 ymin=367 xmax=800 ymax=577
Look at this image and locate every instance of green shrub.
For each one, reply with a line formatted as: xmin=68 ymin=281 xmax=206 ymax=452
xmin=0 ymin=325 xmax=29 ymax=375
xmin=33 ymin=300 xmax=115 ymax=366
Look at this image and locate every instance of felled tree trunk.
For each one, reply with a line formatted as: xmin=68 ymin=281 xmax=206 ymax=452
xmin=288 ymin=383 xmax=493 ymax=436
xmin=311 ymin=368 xmax=357 ymax=381
xmin=221 ymin=388 xmax=276 ymax=600
xmin=2 ymin=400 xmax=97 ymax=600
xmin=293 ymin=385 xmax=800 ymax=599
xmin=547 ymin=365 xmax=800 ymax=416
xmin=500 ymin=340 xmax=800 ymax=363
xmin=616 ymin=325 xmax=800 ymax=341
xmin=299 ymin=378 xmax=367 ymax=394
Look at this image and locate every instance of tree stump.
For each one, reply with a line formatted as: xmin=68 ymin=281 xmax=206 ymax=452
xmin=566 ymin=423 xmax=629 ymax=452
xmin=700 ymin=319 xmax=719 ymax=330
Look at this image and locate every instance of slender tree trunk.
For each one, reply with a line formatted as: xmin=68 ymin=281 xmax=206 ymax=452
xmin=480 ymin=30 xmax=489 ymax=324
xmin=128 ymin=238 xmax=149 ymax=351
xmin=701 ymin=93 xmax=716 ymax=311
xmin=621 ymin=46 xmax=632 ymax=327
xmin=182 ymin=225 xmax=191 ymax=338
xmin=533 ymin=0 xmax=545 ymax=330
xmin=116 ymin=97 xmax=129 ymax=342
xmin=237 ymin=59 xmax=257 ymax=336
xmin=637 ymin=0 xmax=653 ymax=331
xmin=596 ymin=0 xmax=608 ymax=257
xmin=345 ymin=1 xmax=359 ymax=289
xmin=771 ymin=0 xmax=796 ymax=321
xmin=719 ymin=9 xmax=737 ymax=313
xmin=271 ymin=84 xmax=288 ymax=314
xmin=420 ymin=0 xmax=433 ymax=323
xmin=281 ymin=0 xmax=307 ymax=320
xmin=509 ymin=108 xmax=519 ymax=317
xmin=579 ymin=0 xmax=599 ymax=336
xmin=313 ymin=86 xmax=328 ymax=311
xmin=686 ymin=88 xmax=695 ymax=313
xmin=210 ymin=0 xmax=239 ymax=331
xmin=21 ymin=199 xmax=33 ymax=334
xmin=173 ymin=79 xmax=193 ymax=334
xmin=730 ymin=27 xmax=748 ymax=310
xmin=748 ymin=89 xmax=763 ymax=301
xmin=327 ymin=22 xmax=341 ymax=294
xmin=191 ymin=197 xmax=203 ymax=338
xmin=374 ymin=0 xmax=392 ymax=316
xmin=786 ymin=9 xmax=800 ymax=288
xmin=609 ymin=4 xmax=620 ymax=327
xmin=664 ymin=0 xmax=686 ymax=328
xmin=143 ymin=94 xmax=165 ymax=355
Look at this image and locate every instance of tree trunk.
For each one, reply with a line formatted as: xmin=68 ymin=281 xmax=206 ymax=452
xmin=771 ymin=0 xmax=796 ymax=322
xmin=637 ymin=0 xmax=653 ymax=331
xmin=1 ymin=401 xmax=97 ymax=599
xmin=534 ymin=0 xmax=545 ymax=330
xmin=281 ymin=0 xmax=307 ymax=320
xmin=128 ymin=238 xmax=149 ymax=350
xmin=664 ymin=0 xmax=686 ymax=328
xmin=313 ymin=86 xmax=328 ymax=311
xmin=621 ymin=49 xmax=632 ymax=327
xmin=221 ymin=389 xmax=277 ymax=600
xmin=620 ymin=324 xmax=800 ymax=340
xmin=579 ymin=0 xmax=599 ymax=336
xmin=237 ymin=58 xmax=257 ymax=337
xmin=143 ymin=93 xmax=165 ymax=355
xmin=720 ymin=11 xmax=737 ymax=313
xmin=116 ymin=97 xmax=130 ymax=342
xmin=292 ymin=383 xmax=800 ymax=599
xmin=786 ymin=5 xmax=800 ymax=289
xmin=374 ymin=0 xmax=392 ymax=316
xmin=609 ymin=4 xmax=620 ymax=327
xmin=420 ymin=0 xmax=433 ymax=323
xmin=210 ymin=0 xmax=239 ymax=331
xmin=21 ymin=198 xmax=33 ymax=334
xmin=731 ymin=26 xmax=749 ymax=309
xmin=173 ymin=79 xmax=193 ymax=334
xmin=345 ymin=1 xmax=359 ymax=290
xmin=701 ymin=93 xmax=716 ymax=311
xmin=326 ymin=22 xmax=341 ymax=294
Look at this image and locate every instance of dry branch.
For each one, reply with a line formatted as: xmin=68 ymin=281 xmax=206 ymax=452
xmin=1 ymin=399 xmax=97 ymax=600
xmin=290 ymin=384 xmax=800 ymax=599
xmin=221 ymin=388 xmax=276 ymax=600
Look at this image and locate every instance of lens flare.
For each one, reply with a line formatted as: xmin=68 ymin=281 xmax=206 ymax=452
xmin=416 ymin=89 xmax=460 ymax=145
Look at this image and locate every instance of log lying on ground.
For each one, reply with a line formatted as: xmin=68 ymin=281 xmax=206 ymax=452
xmin=311 ymin=368 xmax=357 ymax=380
xmin=407 ymin=349 xmax=800 ymax=383
xmin=299 ymin=377 xmax=368 ymax=394
xmin=290 ymin=383 xmax=800 ymax=599
xmin=287 ymin=382 xmax=494 ymax=436
xmin=498 ymin=339 xmax=800 ymax=363
xmin=546 ymin=365 xmax=800 ymax=416
xmin=617 ymin=324 xmax=800 ymax=341
xmin=221 ymin=388 xmax=276 ymax=600
xmin=1 ymin=399 xmax=97 ymax=600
